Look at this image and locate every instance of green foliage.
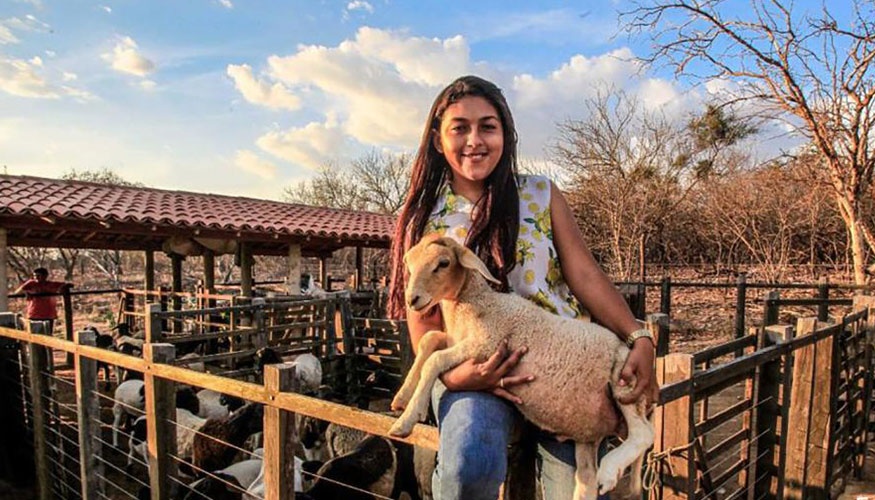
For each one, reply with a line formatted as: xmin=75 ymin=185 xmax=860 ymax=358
xmin=62 ymin=167 xmax=144 ymax=187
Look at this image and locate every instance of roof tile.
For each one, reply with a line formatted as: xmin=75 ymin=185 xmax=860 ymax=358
xmin=0 ymin=175 xmax=395 ymax=243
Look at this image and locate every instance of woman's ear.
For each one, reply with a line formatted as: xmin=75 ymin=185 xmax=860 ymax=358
xmin=432 ymin=129 xmax=443 ymax=154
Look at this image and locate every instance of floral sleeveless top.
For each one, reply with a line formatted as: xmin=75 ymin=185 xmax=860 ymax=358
xmin=424 ymin=174 xmax=584 ymax=319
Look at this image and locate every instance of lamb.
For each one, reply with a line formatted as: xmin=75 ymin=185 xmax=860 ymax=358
xmin=196 ymin=389 xmax=245 ymax=419
xmin=388 ymin=234 xmax=654 ymax=500
xmin=192 ymin=403 xmax=264 ymax=474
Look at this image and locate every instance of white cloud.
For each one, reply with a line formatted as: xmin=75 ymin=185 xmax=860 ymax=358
xmin=102 ymin=36 xmax=155 ymax=77
xmin=29 ymin=56 xmax=42 ymax=67
xmin=218 ymin=0 xmax=233 ymax=8
xmin=139 ymin=79 xmax=156 ymax=91
xmin=347 ymin=1 xmax=374 ymax=13
xmin=256 ymin=119 xmax=350 ymax=170
xmin=0 ymin=26 xmax=18 ymax=45
xmin=234 ymin=149 xmax=278 ymax=179
xmin=44 ymin=49 xmax=55 ymax=57
xmin=62 ymin=71 xmax=77 ymax=81
xmin=100 ymin=5 xmax=112 ymax=13
xmin=1 ymin=15 xmax=51 ymax=44
xmin=0 ymin=55 xmax=94 ymax=100
xmin=263 ymin=27 xmax=468 ymax=145
xmin=0 ymin=55 xmax=58 ymax=98
xmin=233 ymin=27 xmax=692 ymax=170
xmin=226 ymin=64 xmax=300 ymax=110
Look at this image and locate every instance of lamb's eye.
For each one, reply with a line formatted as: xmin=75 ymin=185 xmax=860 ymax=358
xmin=434 ymin=259 xmax=450 ymax=272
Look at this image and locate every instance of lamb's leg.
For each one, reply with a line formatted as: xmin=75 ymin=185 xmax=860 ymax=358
xmin=573 ymin=442 xmax=598 ymax=500
xmin=391 ymin=330 xmax=447 ymax=411
xmin=389 ymin=340 xmax=474 ymax=437
xmin=112 ymin=405 xmax=123 ymax=447
xmin=597 ymin=399 xmax=653 ymax=495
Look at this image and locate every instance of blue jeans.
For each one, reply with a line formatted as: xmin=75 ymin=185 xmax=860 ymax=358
xmin=431 ymin=380 xmax=611 ymax=500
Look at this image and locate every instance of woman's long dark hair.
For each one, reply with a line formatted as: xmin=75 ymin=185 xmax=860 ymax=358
xmin=386 ymin=75 xmax=519 ymax=319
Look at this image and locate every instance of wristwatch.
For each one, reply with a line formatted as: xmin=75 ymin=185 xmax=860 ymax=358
xmin=626 ymin=328 xmax=655 ymax=349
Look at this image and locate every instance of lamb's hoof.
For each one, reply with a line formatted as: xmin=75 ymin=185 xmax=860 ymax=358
xmin=390 ymin=394 xmax=408 ymax=412
xmin=388 ymin=418 xmax=414 ymax=437
xmin=597 ymin=465 xmax=621 ymax=495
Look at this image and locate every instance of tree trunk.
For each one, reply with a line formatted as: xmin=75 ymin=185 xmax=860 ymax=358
xmin=836 ymin=194 xmax=867 ymax=284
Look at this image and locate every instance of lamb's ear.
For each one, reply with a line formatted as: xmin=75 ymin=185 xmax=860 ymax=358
xmin=454 ymin=245 xmax=501 ymax=284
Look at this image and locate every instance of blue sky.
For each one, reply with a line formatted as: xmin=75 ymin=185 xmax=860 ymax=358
xmin=0 ymin=0 xmax=824 ymax=200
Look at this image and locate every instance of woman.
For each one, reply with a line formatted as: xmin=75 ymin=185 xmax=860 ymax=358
xmin=387 ymin=75 xmax=658 ymax=500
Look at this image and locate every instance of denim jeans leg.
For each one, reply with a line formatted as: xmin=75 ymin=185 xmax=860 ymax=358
xmin=431 ymin=380 xmax=517 ymax=500
xmin=537 ymin=436 xmax=611 ymax=500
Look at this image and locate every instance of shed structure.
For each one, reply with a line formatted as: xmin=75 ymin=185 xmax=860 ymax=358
xmin=0 ymin=175 xmax=396 ymax=309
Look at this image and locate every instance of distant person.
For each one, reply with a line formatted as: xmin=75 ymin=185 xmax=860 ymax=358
xmin=13 ymin=267 xmax=73 ymax=333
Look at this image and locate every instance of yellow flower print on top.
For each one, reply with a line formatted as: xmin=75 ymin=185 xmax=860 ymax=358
xmin=545 ymin=247 xmax=562 ymax=288
xmin=516 ymin=239 xmax=534 ymax=265
xmin=454 ymin=227 xmax=468 ymax=239
xmin=521 ymin=192 xmax=533 ymax=201
xmin=528 ymin=202 xmax=540 ymax=214
xmin=536 ymin=180 xmax=547 ymax=191
xmin=524 ymin=269 xmax=535 ymax=285
xmin=527 ymin=290 xmax=558 ymax=315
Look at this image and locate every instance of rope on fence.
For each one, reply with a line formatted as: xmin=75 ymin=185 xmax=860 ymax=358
xmin=642 ymin=439 xmax=694 ymax=493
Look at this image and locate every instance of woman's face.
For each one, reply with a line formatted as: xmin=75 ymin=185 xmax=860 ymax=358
xmin=434 ymin=96 xmax=504 ymax=195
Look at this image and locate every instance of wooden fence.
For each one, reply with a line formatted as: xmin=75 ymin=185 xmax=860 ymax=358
xmin=1 ymin=292 xmax=873 ymax=500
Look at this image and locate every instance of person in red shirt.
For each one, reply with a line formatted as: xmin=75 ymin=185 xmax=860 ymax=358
xmin=13 ymin=267 xmax=72 ymax=333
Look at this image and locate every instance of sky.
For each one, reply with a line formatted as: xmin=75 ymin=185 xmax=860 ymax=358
xmin=0 ymin=0 xmax=829 ymax=200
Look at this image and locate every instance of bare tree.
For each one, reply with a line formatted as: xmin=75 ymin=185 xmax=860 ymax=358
xmin=283 ymin=150 xmax=410 ymax=215
xmin=553 ymin=89 xmax=753 ymax=277
xmin=623 ymin=0 xmax=875 ymax=283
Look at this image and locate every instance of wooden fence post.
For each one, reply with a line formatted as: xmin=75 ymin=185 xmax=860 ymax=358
xmin=660 ymin=276 xmax=671 ymax=317
xmin=75 ymin=329 xmax=103 ymax=498
xmin=817 ymin=279 xmax=829 ymax=322
xmin=763 ymin=291 xmax=780 ymax=327
xmin=784 ymin=317 xmax=832 ymax=500
xmin=0 ymin=313 xmax=31 ymax=486
xmin=264 ymin=362 xmax=299 ymax=500
xmin=853 ymin=296 xmax=875 ymax=476
xmin=735 ymin=273 xmax=747 ymax=342
xmin=647 ymin=313 xmax=670 ymax=357
xmin=338 ymin=298 xmax=358 ymax=403
xmin=652 ymin=353 xmax=693 ymax=500
xmin=62 ymin=287 xmax=74 ymax=365
xmin=145 ymin=303 xmax=162 ymax=344
xmin=253 ymin=298 xmax=266 ymax=350
xmin=144 ymin=343 xmax=177 ymax=500
xmin=26 ymin=320 xmax=52 ymax=500
xmin=752 ymin=324 xmax=791 ymax=500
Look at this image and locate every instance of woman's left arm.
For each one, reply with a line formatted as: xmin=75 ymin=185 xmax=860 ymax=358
xmin=550 ymin=182 xmax=659 ymax=405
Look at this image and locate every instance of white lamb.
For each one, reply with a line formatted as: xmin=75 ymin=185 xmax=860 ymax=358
xmin=388 ymin=234 xmax=654 ymax=500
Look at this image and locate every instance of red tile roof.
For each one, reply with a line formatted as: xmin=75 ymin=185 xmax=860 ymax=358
xmin=0 ymin=175 xmax=396 ymax=244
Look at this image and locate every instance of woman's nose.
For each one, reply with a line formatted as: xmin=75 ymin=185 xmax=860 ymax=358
xmin=467 ymin=128 xmax=484 ymax=147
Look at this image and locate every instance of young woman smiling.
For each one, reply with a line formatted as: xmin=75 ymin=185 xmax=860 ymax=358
xmin=387 ymin=75 xmax=658 ymax=500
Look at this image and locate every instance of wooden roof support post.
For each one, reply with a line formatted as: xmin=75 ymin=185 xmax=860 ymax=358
xmin=144 ymin=343 xmax=178 ymax=500
xmin=203 ymin=249 xmax=215 ymax=294
xmin=75 ymin=329 xmax=103 ymax=499
xmin=171 ymin=254 xmax=184 ymax=333
xmin=0 ymin=227 xmax=7 ymax=311
xmin=144 ymin=250 xmax=155 ymax=292
xmin=319 ymin=255 xmax=329 ymax=292
xmin=263 ymin=362 xmax=299 ymax=500
xmin=145 ymin=303 xmax=162 ymax=344
xmin=355 ymin=246 xmax=363 ymax=291
xmin=287 ymin=244 xmax=301 ymax=295
xmin=240 ymin=242 xmax=253 ymax=298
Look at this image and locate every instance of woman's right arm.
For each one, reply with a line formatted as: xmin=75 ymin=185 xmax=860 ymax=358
xmin=406 ymin=305 xmax=531 ymax=403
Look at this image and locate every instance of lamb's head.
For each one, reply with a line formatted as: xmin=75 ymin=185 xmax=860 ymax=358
xmin=404 ymin=233 xmax=500 ymax=312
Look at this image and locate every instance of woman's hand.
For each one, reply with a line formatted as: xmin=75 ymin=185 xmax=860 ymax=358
xmin=617 ymin=339 xmax=660 ymax=405
xmin=440 ymin=340 xmax=534 ymax=404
